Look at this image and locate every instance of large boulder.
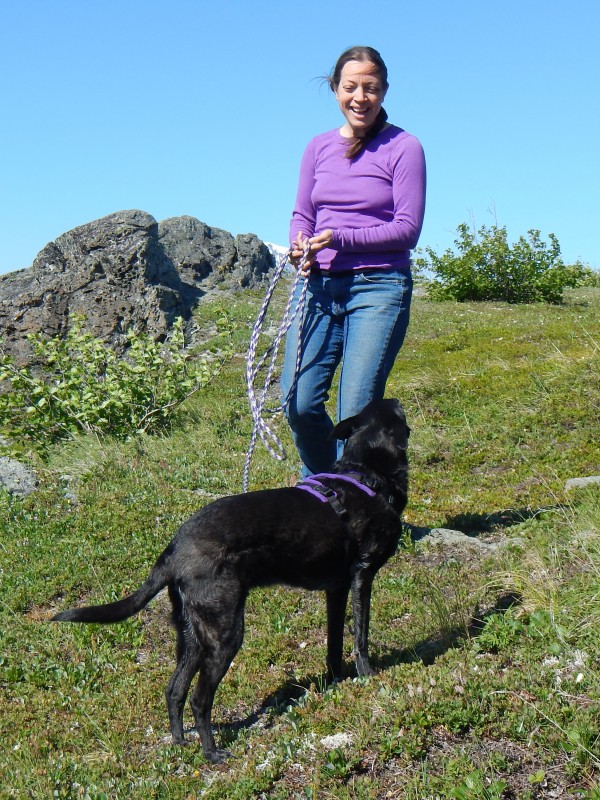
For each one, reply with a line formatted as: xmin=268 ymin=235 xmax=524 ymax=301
xmin=0 ymin=210 xmax=274 ymax=364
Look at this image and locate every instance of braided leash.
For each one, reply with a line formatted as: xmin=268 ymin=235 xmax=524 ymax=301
xmin=242 ymin=246 xmax=311 ymax=492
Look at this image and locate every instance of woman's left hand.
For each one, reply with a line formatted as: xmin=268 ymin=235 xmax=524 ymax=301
xmin=308 ymin=229 xmax=333 ymax=252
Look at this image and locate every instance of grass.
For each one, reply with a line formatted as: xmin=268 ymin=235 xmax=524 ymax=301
xmin=1 ymin=283 xmax=599 ymax=798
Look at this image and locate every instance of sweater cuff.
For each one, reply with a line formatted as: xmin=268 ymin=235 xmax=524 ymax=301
xmin=329 ymin=230 xmax=341 ymax=249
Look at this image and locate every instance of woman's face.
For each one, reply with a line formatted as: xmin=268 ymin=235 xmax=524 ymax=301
xmin=334 ymin=59 xmax=387 ymax=138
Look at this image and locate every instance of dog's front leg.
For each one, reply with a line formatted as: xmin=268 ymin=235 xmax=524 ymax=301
xmin=326 ymin=586 xmax=350 ymax=680
xmin=351 ymin=571 xmax=375 ymax=677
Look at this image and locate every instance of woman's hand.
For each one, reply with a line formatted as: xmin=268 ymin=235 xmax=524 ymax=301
xmin=308 ymin=229 xmax=333 ymax=252
xmin=289 ymin=231 xmax=315 ymax=276
xmin=289 ymin=230 xmax=334 ymax=276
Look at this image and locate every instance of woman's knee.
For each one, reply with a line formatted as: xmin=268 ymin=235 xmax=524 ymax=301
xmin=284 ymin=395 xmax=324 ymax=429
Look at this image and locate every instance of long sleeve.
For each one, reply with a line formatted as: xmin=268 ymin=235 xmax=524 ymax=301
xmin=289 ymin=139 xmax=317 ymax=245
xmin=329 ymin=136 xmax=426 ymax=252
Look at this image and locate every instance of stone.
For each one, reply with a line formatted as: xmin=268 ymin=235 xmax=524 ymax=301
xmin=0 ymin=457 xmax=38 ymax=497
xmin=410 ymin=526 xmax=498 ymax=551
xmin=565 ymin=476 xmax=600 ymax=490
xmin=0 ymin=210 xmax=274 ymax=366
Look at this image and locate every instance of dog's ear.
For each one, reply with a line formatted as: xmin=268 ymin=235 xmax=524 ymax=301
xmin=330 ymin=399 xmax=403 ymax=442
xmin=330 ymin=413 xmax=360 ymax=441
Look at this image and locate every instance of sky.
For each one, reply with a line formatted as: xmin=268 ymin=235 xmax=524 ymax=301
xmin=1 ymin=0 xmax=599 ymax=276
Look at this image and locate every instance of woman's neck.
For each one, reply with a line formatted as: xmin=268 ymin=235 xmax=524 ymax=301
xmin=339 ymin=121 xmax=389 ymax=139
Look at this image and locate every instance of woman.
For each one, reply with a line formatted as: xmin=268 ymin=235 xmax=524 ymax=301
xmin=281 ymin=45 xmax=426 ymax=476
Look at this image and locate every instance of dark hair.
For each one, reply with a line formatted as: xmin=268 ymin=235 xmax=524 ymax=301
xmin=327 ymin=46 xmax=389 ymax=159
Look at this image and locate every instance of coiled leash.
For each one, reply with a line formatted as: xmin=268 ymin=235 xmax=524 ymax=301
xmin=242 ymin=245 xmax=311 ymax=492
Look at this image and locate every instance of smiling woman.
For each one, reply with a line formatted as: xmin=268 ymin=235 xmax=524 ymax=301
xmin=281 ymin=45 xmax=427 ymax=479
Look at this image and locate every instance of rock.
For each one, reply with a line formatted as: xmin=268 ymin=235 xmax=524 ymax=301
xmin=407 ymin=525 xmax=497 ymax=550
xmin=0 ymin=457 xmax=38 ymax=497
xmin=565 ymin=476 xmax=600 ymax=490
xmin=0 ymin=210 xmax=274 ymax=365
xmin=233 ymin=233 xmax=275 ymax=288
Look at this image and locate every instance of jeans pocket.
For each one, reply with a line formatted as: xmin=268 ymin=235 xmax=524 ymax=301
xmin=356 ymin=270 xmax=411 ymax=288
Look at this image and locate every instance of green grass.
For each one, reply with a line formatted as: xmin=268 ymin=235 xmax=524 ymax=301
xmin=1 ymin=284 xmax=599 ymax=798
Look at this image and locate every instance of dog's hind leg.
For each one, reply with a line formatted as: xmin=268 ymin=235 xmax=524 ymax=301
xmin=165 ymin=616 xmax=203 ymax=746
xmin=326 ymin=585 xmax=350 ymax=680
xmin=165 ymin=586 xmax=202 ymax=744
xmin=351 ymin=571 xmax=375 ymax=677
xmin=189 ymin=591 xmax=246 ymax=763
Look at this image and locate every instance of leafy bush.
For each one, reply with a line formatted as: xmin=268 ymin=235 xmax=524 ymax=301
xmin=572 ymin=263 xmax=600 ymax=287
xmin=0 ymin=315 xmax=229 ymax=454
xmin=417 ymin=223 xmax=584 ymax=304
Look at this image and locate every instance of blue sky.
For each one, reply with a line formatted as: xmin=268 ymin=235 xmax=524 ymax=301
xmin=1 ymin=0 xmax=598 ymax=275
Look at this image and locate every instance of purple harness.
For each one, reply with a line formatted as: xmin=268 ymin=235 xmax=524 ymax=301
xmin=295 ymin=472 xmax=377 ymax=519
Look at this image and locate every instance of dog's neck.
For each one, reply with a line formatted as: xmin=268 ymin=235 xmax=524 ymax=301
xmin=333 ymin=460 xmax=408 ymax=509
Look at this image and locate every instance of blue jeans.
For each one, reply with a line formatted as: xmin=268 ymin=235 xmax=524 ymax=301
xmin=281 ymin=269 xmax=413 ymax=476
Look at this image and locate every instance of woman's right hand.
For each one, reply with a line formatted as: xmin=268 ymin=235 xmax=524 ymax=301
xmin=289 ymin=231 xmax=316 ymax=276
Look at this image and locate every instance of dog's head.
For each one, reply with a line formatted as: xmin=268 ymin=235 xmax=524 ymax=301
xmin=331 ymin=398 xmax=410 ymax=479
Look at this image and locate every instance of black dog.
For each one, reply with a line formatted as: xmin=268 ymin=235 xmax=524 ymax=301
xmin=53 ymin=398 xmax=409 ymax=763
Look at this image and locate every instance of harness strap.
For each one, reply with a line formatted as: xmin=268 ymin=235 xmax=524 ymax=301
xmin=295 ymin=480 xmax=349 ymax=518
xmin=308 ymin=472 xmax=377 ymax=497
xmin=295 ymin=471 xmax=381 ymax=519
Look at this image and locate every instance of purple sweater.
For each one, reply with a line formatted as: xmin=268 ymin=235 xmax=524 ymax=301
xmin=290 ymin=124 xmax=426 ymax=272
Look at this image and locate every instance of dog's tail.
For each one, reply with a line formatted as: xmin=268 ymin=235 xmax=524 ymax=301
xmin=52 ymin=548 xmax=172 ymax=624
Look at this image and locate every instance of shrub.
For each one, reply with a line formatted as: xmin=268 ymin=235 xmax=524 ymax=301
xmin=571 ymin=263 xmax=600 ymax=287
xmin=417 ymin=223 xmax=583 ymax=304
xmin=0 ymin=315 xmax=229 ymax=454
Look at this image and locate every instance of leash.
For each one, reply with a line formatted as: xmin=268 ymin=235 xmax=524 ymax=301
xmin=242 ymin=245 xmax=311 ymax=492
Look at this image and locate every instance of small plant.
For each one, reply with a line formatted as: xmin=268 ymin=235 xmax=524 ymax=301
xmin=417 ymin=222 xmax=583 ymax=304
xmin=475 ymin=609 xmax=525 ymax=653
xmin=0 ymin=314 xmax=230 ymax=454
xmin=321 ymin=747 xmax=360 ymax=778
xmin=450 ymin=769 xmax=508 ymax=800
xmin=271 ymin=611 xmax=292 ymax=633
